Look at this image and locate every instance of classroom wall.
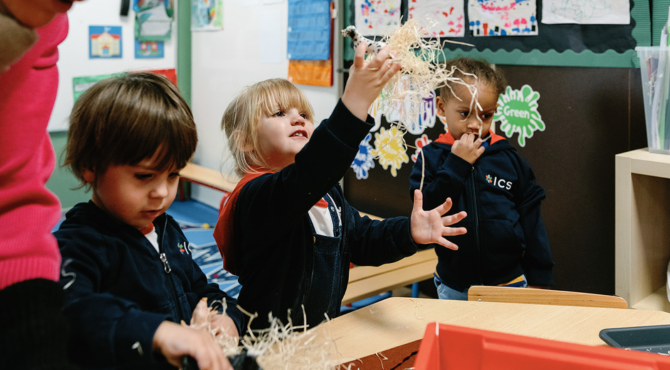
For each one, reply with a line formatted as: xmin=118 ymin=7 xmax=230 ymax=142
xmin=189 ymin=0 xmax=343 ymax=209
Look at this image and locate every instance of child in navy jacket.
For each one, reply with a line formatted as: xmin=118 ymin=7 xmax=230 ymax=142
xmin=214 ymin=43 xmax=468 ymax=331
xmin=56 ymin=72 xmax=243 ymax=370
xmin=409 ymin=58 xmax=554 ymax=300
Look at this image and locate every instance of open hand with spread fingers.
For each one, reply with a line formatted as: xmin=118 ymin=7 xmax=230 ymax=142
xmin=410 ymin=189 xmax=467 ymax=250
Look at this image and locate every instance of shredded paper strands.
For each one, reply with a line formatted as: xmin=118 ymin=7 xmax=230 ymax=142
xmin=343 ymin=20 xmax=483 ymax=186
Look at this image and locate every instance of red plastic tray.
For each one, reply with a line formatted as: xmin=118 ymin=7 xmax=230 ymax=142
xmin=413 ymin=322 xmax=670 ymax=370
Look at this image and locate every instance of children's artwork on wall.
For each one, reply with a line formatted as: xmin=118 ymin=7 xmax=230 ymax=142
xmin=288 ymin=1 xmax=335 ymax=85
xmin=541 ymin=0 xmax=630 ymax=25
xmin=384 ymin=90 xmax=438 ymax=135
xmin=351 ymin=133 xmax=376 ymax=179
xmin=355 ymin=0 xmax=402 ymax=37
xmin=287 ymin=0 xmax=331 ymax=60
xmin=191 ymin=0 xmax=223 ymax=31
xmin=89 ymin=26 xmax=122 ymax=59
xmin=368 ymin=97 xmax=385 ymax=133
xmin=493 ymin=84 xmax=544 ymax=147
xmin=288 ymin=60 xmax=333 ymax=86
xmin=411 ymin=134 xmax=432 ymax=163
xmin=72 ymin=74 xmax=120 ymax=101
xmin=134 ymin=0 xmax=173 ymax=41
xmin=408 ymin=0 xmax=465 ymax=37
xmin=146 ymin=68 xmax=177 ymax=85
xmin=135 ymin=39 xmax=165 ymax=58
xmin=468 ymin=0 xmax=538 ymax=36
xmin=371 ymin=126 xmax=410 ymax=177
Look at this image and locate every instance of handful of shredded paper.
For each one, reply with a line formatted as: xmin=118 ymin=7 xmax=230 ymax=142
xmin=190 ymin=300 xmax=352 ymax=370
xmin=367 ymin=19 xmax=478 ymax=131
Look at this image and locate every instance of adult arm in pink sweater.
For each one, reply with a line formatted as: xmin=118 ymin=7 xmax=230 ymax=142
xmin=0 ymin=14 xmax=68 ymax=289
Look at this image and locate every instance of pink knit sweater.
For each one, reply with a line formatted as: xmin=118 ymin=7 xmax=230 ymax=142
xmin=0 ymin=14 xmax=68 ymax=289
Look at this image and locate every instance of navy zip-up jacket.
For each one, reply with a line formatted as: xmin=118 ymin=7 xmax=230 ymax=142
xmin=224 ymin=100 xmax=420 ymax=331
xmin=409 ymin=132 xmax=554 ymax=291
xmin=55 ymin=202 xmax=245 ymax=369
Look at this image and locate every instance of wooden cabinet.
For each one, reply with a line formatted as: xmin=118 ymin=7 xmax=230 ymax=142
xmin=616 ymin=149 xmax=670 ymax=311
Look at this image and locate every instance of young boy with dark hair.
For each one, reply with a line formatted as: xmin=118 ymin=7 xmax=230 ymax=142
xmin=56 ymin=72 xmax=243 ymax=370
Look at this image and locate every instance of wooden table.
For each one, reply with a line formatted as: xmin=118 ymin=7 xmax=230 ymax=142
xmin=179 ymin=162 xmax=239 ymax=193
xmin=342 ymin=249 xmax=437 ymax=305
xmin=309 ymin=297 xmax=670 ymax=362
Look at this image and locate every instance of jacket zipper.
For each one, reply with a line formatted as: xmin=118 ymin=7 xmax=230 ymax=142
xmin=468 ymin=166 xmax=483 ymax=285
xmin=158 ymin=217 xmax=185 ymax=322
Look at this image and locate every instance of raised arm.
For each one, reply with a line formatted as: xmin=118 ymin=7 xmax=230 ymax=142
xmin=239 ymin=42 xmax=402 ymax=237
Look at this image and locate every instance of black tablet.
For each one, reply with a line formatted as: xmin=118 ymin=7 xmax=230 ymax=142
xmin=600 ymin=325 xmax=670 ymax=355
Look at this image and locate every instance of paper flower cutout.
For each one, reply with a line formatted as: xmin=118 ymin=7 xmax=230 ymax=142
xmin=494 ymin=84 xmax=545 ymax=147
xmin=351 ymin=133 xmax=376 ymax=180
xmin=371 ymin=126 xmax=409 ymax=177
xmin=411 ymin=134 xmax=432 ymax=163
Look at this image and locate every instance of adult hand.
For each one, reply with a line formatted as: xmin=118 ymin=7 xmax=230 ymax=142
xmin=410 ymin=190 xmax=467 ymax=250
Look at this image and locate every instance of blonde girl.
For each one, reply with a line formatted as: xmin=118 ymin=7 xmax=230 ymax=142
xmin=214 ymin=44 xmax=468 ymax=330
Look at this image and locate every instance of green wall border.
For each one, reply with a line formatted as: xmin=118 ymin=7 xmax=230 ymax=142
xmin=343 ymin=0 xmax=651 ymax=68
xmin=177 ymin=0 xmax=191 ymax=105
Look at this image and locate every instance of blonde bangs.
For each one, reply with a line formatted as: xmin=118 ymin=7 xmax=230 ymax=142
xmin=255 ymin=79 xmax=314 ymax=123
xmin=223 ymin=78 xmax=314 ymax=176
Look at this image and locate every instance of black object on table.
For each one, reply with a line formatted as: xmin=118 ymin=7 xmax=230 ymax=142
xmin=600 ymin=324 xmax=670 ymax=354
xmin=181 ymin=350 xmax=262 ymax=370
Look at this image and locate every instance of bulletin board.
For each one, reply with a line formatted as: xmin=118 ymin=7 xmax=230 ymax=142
xmin=343 ymin=0 xmax=651 ymax=68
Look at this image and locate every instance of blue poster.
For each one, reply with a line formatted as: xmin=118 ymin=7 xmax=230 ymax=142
xmin=89 ymin=26 xmax=123 ymax=59
xmin=287 ymin=0 xmax=331 ymax=60
xmin=135 ymin=39 xmax=164 ymax=58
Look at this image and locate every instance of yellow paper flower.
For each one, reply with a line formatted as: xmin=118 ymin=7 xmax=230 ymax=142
xmin=371 ymin=126 xmax=409 ymax=177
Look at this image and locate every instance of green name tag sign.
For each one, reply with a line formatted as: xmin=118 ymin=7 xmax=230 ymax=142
xmin=495 ymin=85 xmax=545 ymax=147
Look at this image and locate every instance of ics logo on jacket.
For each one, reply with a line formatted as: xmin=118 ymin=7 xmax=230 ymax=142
xmin=486 ymin=174 xmax=512 ymax=190
xmin=178 ymin=242 xmax=192 ymax=254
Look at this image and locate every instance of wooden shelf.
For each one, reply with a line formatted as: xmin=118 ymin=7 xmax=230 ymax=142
xmin=615 ymin=148 xmax=670 ymax=312
xmin=632 ymin=287 xmax=670 ymax=311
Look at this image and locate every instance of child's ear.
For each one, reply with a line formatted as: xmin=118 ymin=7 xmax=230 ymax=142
xmin=435 ymin=95 xmax=447 ymax=117
xmin=233 ymin=131 xmax=254 ymax=153
xmin=83 ymin=168 xmax=95 ymax=184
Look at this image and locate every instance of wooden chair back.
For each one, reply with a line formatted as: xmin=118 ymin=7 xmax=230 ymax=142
xmin=468 ymin=286 xmax=628 ymax=309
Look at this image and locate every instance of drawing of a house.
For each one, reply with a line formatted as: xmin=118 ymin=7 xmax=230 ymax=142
xmin=91 ymin=29 xmax=121 ymax=57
